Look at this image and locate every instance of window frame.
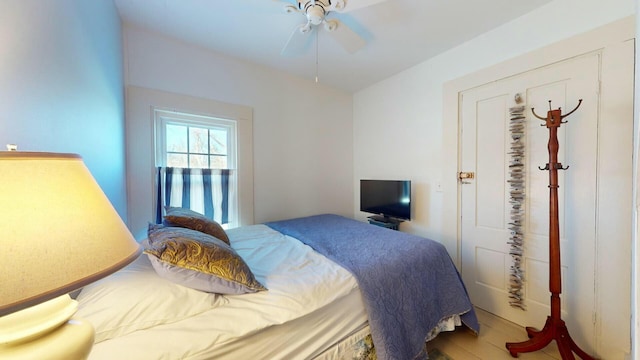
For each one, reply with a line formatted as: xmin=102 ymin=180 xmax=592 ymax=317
xmin=153 ymin=108 xmax=240 ymax=229
xmin=154 ymin=109 xmax=237 ymax=170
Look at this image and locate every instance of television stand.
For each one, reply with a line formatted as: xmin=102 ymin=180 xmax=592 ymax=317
xmin=367 ymin=215 xmax=403 ymax=231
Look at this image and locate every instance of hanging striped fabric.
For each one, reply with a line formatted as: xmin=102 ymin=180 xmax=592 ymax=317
xmin=156 ymin=167 xmax=233 ymax=225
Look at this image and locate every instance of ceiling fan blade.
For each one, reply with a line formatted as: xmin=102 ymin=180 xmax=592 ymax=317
xmin=334 ymin=0 xmax=389 ymax=12
xmin=281 ymin=24 xmax=314 ymax=56
xmin=326 ymin=19 xmax=365 ymax=54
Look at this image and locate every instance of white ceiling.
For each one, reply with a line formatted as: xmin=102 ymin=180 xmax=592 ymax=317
xmin=114 ymin=0 xmax=552 ymax=93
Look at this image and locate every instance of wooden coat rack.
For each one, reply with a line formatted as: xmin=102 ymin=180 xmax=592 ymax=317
xmin=505 ymin=100 xmax=595 ymax=360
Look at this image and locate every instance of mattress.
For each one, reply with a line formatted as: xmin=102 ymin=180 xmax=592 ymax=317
xmin=77 ymin=224 xmax=369 ymax=360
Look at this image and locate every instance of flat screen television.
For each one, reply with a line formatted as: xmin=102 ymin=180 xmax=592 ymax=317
xmin=360 ymin=179 xmax=411 ymax=221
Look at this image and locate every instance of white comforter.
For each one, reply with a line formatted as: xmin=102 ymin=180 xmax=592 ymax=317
xmin=77 ymin=224 xmax=363 ymax=360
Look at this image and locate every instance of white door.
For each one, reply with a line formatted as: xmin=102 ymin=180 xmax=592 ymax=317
xmin=459 ymin=53 xmax=600 ymax=348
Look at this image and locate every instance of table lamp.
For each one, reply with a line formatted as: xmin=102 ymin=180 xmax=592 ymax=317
xmin=0 ymin=152 xmax=141 ymax=359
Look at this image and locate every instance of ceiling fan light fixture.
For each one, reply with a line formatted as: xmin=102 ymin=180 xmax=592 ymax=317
xmin=323 ymin=19 xmax=338 ymax=31
xmin=306 ymin=4 xmax=326 ymax=25
xmin=280 ymin=0 xmax=371 ymax=58
xmin=299 ymin=22 xmax=312 ymax=33
xmin=284 ymin=4 xmax=299 ymax=14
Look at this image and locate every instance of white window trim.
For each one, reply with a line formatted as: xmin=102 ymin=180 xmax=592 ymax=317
xmin=153 ymin=108 xmax=237 ymax=170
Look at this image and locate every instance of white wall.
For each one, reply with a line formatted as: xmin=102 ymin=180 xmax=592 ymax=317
xmin=0 ymin=0 xmax=127 ymax=216
xmin=354 ymin=0 xmax=635 ymax=358
xmin=123 ymin=25 xmax=354 ymax=232
xmin=354 ymin=0 xmax=635 ymax=240
xmin=633 ymin=1 xmax=640 ymax=357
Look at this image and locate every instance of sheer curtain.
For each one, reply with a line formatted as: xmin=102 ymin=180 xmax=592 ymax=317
xmin=155 ymin=167 xmax=234 ymax=225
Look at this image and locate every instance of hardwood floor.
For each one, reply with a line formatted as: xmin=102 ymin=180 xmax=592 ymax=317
xmin=427 ymin=308 xmax=562 ymax=359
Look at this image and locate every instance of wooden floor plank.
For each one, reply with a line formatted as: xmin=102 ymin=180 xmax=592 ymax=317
xmin=426 ymin=308 xmax=561 ymax=359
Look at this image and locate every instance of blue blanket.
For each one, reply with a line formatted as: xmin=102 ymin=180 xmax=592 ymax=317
xmin=266 ymin=214 xmax=479 ymax=360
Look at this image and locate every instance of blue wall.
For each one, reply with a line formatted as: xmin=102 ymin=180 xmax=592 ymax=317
xmin=0 ymin=0 xmax=127 ymax=218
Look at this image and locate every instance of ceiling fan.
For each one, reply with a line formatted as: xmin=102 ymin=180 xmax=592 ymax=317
xmin=278 ymin=0 xmax=386 ymax=56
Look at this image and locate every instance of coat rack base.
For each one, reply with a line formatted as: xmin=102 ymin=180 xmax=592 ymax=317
xmin=506 ymin=316 xmax=595 ymax=359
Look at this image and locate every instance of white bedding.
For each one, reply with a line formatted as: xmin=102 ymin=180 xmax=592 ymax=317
xmin=78 ymin=224 xmax=368 ymax=360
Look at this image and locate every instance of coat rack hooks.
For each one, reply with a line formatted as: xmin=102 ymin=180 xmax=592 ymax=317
xmin=531 ymin=99 xmax=583 ymax=121
xmin=538 ymin=163 xmax=570 ymax=171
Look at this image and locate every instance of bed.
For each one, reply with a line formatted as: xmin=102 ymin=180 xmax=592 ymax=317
xmin=76 ymin=213 xmax=478 ymax=360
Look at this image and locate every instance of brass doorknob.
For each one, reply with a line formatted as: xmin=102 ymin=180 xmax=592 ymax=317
xmin=458 ymin=171 xmax=475 ymax=184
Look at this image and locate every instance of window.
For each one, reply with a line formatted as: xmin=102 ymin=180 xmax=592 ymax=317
xmin=154 ymin=109 xmax=238 ymax=228
xmin=165 ymin=124 xmax=228 ymax=168
xmin=155 ymin=110 xmax=236 ymax=170
xmin=126 ymin=86 xmax=254 ymax=239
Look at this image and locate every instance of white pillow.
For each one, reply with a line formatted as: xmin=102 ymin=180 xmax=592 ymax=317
xmin=76 ymin=253 xmax=226 ymax=343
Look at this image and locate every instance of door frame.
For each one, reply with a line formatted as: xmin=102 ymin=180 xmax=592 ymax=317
xmin=443 ymin=16 xmax=634 ymax=357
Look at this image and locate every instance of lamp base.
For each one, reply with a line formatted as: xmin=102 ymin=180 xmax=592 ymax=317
xmin=0 ymin=295 xmax=95 ymax=359
xmin=0 ymin=318 xmax=94 ymax=359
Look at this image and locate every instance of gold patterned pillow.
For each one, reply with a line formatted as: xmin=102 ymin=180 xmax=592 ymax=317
xmin=163 ymin=207 xmax=230 ymax=245
xmin=144 ymin=227 xmax=266 ymax=294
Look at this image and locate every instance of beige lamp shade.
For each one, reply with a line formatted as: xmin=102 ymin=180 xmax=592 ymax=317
xmin=0 ymin=152 xmax=141 ymax=317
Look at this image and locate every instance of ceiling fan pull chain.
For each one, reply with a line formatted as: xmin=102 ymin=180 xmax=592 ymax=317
xmin=315 ymin=29 xmax=319 ymax=83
